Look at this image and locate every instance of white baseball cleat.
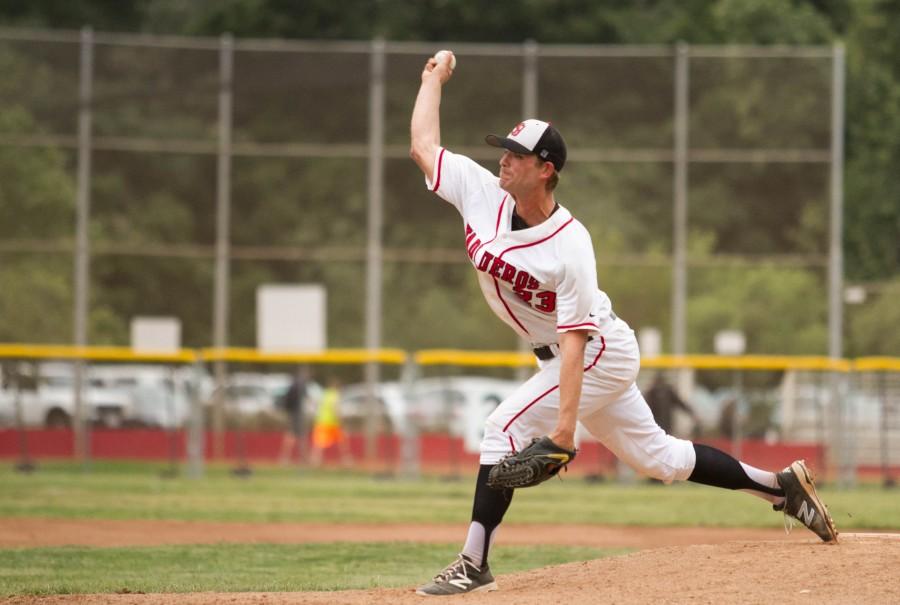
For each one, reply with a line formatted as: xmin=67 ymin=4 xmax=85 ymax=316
xmin=415 ymin=553 xmax=498 ymax=596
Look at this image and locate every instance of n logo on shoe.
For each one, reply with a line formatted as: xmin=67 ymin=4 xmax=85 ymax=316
xmin=449 ymin=576 xmax=473 ymax=590
xmin=798 ymin=500 xmax=817 ymax=526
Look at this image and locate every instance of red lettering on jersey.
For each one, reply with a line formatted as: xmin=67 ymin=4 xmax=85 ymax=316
xmin=509 ymin=122 xmax=526 ymax=136
xmin=514 ymin=270 xmax=531 ymax=290
xmin=473 ymin=254 xmax=557 ymax=314
xmin=467 ymin=238 xmax=483 ymax=260
xmin=465 ymin=224 xmax=483 ymax=260
xmin=534 ymin=291 xmax=556 ymax=313
xmin=489 ymin=257 xmax=506 ymax=278
xmin=477 ymin=252 xmax=494 ymax=272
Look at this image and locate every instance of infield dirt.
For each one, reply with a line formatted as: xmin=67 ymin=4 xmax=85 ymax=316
xmin=2 ymin=521 xmax=898 ymax=605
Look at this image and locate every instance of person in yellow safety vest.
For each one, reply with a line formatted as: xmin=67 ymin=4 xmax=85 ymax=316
xmin=309 ymin=377 xmax=353 ymax=467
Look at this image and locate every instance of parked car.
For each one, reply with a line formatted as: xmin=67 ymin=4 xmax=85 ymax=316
xmin=0 ymin=362 xmax=135 ymax=429
xmin=89 ymin=364 xmax=209 ymax=429
xmin=0 ymin=388 xmax=39 ymax=427
xmin=340 ymin=376 xmax=518 ymax=451
xmin=216 ymin=372 xmax=294 ymax=416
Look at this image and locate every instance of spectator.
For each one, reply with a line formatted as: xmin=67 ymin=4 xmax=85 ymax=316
xmin=278 ymin=367 xmax=310 ymax=466
xmin=309 ymin=377 xmax=353 ymax=468
xmin=643 ymin=373 xmax=699 ymax=437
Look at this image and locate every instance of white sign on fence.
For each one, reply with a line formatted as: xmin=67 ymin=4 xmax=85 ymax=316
xmin=131 ymin=316 xmax=182 ymax=353
xmin=714 ymin=330 xmax=746 ymax=356
xmin=257 ymin=284 xmax=326 ymax=352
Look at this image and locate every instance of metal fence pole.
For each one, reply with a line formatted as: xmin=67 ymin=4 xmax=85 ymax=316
xmin=828 ymin=44 xmax=849 ymax=486
xmin=186 ymin=360 xmax=206 ymax=479
xmin=11 ymin=363 xmax=36 ymax=472
xmin=212 ymin=33 xmax=234 ymax=460
xmin=877 ymin=371 xmax=894 ymax=487
xmin=516 ymin=39 xmax=540 ymax=382
xmin=835 ymin=371 xmax=855 ymax=487
xmin=399 ymin=356 xmax=420 ymax=479
xmin=671 ymin=43 xmax=689 ymax=357
xmin=364 ymin=39 xmax=386 ymax=463
xmin=73 ymin=26 xmax=94 ymax=468
xmin=522 ymin=40 xmax=538 ymax=122
xmin=828 ymin=43 xmax=846 ymax=360
xmin=730 ymin=369 xmax=744 ymax=461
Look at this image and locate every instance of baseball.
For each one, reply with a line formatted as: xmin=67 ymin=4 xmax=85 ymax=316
xmin=434 ymin=49 xmax=456 ymax=70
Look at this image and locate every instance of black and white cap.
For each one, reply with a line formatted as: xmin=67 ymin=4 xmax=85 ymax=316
xmin=485 ymin=119 xmax=567 ymax=172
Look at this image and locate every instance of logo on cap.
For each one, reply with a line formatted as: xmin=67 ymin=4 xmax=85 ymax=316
xmin=485 ymin=118 xmax=568 ymax=172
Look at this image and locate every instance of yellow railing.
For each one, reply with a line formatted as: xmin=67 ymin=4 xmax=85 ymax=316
xmin=0 ymin=344 xmax=407 ymax=366
xmin=0 ymin=344 xmax=197 ymax=363
xmin=414 ymin=350 xmax=861 ymax=372
xmin=415 ymin=349 xmax=536 ymax=368
xmin=200 ymin=347 xmax=407 ymax=365
xmin=853 ymin=357 xmax=900 ymax=372
xmin=640 ymin=355 xmax=853 ymax=372
xmin=0 ymin=343 xmax=896 ymax=372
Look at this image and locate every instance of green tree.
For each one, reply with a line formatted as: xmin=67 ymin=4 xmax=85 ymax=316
xmin=843 ymin=0 xmax=900 ymax=281
xmin=848 ymin=279 xmax=900 ymax=355
xmin=710 ymin=0 xmax=833 ymax=43
xmin=0 ymin=105 xmax=75 ymax=343
xmin=0 ymin=0 xmax=146 ymax=31
xmin=688 ymin=266 xmax=828 ymax=354
xmin=1 ymin=0 xmax=898 ymax=355
xmin=0 ymin=258 xmax=72 ymax=343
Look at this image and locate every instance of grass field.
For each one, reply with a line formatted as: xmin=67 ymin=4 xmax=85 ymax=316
xmin=1 ymin=461 xmax=897 ymax=528
xmin=0 ymin=543 xmax=624 ymax=595
xmin=1 ymin=460 xmax=898 ymax=595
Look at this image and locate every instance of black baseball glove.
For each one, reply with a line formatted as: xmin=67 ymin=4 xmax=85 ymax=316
xmin=486 ymin=436 xmax=577 ymax=489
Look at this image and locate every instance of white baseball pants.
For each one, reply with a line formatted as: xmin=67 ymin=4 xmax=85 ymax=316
xmin=480 ymin=317 xmax=697 ymax=483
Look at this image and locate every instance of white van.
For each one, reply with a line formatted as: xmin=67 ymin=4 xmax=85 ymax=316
xmin=0 ymin=362 xmax=135 ymax=428
xmin=90 ymin=364 xmax=208 ymax=429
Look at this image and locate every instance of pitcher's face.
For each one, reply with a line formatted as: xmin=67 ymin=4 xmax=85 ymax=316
xmin=498 ymin=150 xmax=545 ymax=195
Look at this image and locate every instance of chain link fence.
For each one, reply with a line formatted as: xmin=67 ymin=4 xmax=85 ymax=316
xmin=5 ymin=29 xmax=885 ymax=484
xmin=1 ymin=346 xmax=899 ymax=486
xmin=0 ymin=28 xmax=844 ymax=353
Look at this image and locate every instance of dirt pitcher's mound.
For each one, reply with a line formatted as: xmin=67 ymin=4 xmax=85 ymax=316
xmin=0 ymin=518 xmax=810 ymax=549
xmin=5 ymin=534 xmax=899 ymax=605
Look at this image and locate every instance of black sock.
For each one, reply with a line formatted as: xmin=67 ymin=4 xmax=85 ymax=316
xmin=688 ymin=444 xmax=783 ymax=496
xmin=470 ymin=464 xmax=514 ymax=567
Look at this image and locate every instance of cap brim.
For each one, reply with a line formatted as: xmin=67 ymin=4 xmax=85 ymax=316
xmin=485 ymin=134 xmax=532 ymax=155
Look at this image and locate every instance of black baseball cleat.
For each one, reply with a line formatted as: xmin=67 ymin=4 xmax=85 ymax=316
xmin=774 ymin=460 xmax=838 ymax=543
xmin=415 ymin=553 xmax=498 ymax=596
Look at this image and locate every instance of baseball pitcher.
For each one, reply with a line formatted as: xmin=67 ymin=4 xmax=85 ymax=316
xmin=409 ymin=51 xmax=837 ymax=597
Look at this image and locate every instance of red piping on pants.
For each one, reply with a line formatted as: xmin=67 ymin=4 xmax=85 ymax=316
xmin=502 ymin=336 xmax=607 ymax=437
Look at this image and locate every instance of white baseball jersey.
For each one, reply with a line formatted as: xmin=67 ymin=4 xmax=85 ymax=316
xmin=426 ymin=147 xmax=615 ymax=346
xmin=424 ymin=146 xmax=695 ymax=479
